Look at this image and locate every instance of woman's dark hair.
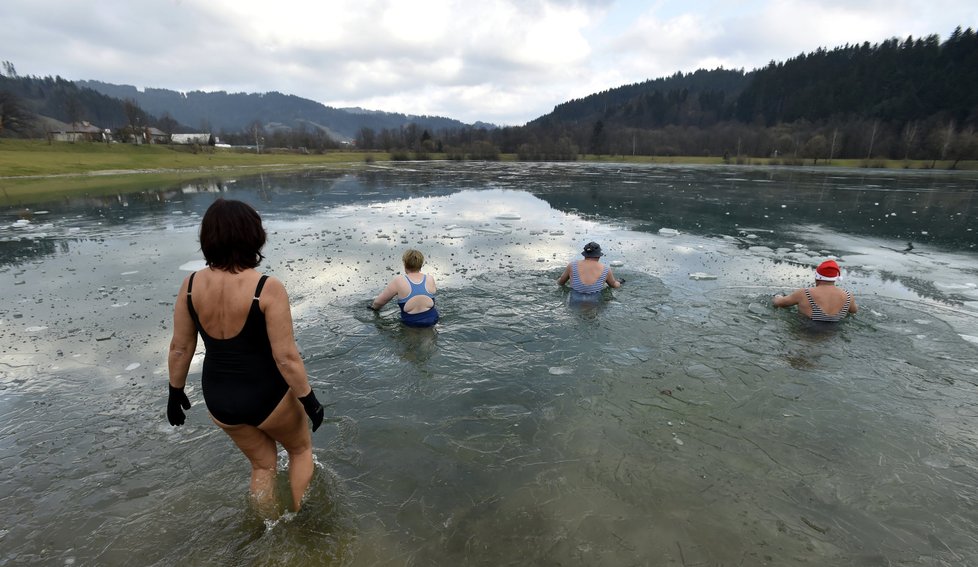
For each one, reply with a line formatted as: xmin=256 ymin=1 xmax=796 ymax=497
xmin=199 ymin=198 xmax=266 ymax=273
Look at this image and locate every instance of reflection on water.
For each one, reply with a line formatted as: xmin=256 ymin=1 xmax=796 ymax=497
xmin=1 ymin=162 xmax=978 ymax=565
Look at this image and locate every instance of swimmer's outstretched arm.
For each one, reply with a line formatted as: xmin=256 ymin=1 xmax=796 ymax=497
xmin=370 ymin=278 xmax=399 ymax=310
xmin=606 ymin=269 xmax=622 ymax=288
xmin=772 ymin=289 xmax=802 ymax=308
xmin=556 ymin=264 xmax=571 ymax=286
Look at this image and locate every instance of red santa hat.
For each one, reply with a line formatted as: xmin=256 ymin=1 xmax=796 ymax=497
xmin=814 ymin=260 xmax=841 ymax=282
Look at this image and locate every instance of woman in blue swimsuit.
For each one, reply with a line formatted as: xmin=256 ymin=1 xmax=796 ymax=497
xmin=166 ymin=199 xmax=324 ymax=516
xmin=370 ymin=249 xmax=439 ymax=327
xmin=773 ymin=259 xmax=859 ymax=321
xmin=557 ymin=241 xmax=623 ymax=296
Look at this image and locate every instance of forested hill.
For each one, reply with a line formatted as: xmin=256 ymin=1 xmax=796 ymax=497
xmin=531 ymin=68 xmax=750 ymax=128
xmin=733 ymin=31 xmax=978 ymax=126
xmin=76 ymin=80 xmax=472 ymax=140
xmin=517 ymin=28 xmax=978 ymax=161
xmin=0 ymin=74 xmax=161 ymax=132
xmin=532 ymin=29 xmax=977 ymax=130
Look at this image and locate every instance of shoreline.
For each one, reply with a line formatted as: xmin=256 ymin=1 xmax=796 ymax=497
xmin=2 ymin=140 xmax=976 ymax=205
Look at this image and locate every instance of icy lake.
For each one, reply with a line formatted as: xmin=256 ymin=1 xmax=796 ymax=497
xmin=1 ymin=161 xmax=977 ymax=566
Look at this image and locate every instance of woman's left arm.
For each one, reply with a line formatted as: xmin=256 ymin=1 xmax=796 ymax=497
xmin=262 ymin=277 xmax=312 ymax=396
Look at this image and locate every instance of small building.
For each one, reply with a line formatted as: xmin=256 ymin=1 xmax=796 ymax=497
xmin=171 ymin=133 xmax=212 ymax=145
xmin=145 ymin=127 xmax=169 ymax=144
xmin=49 ymin=121 xmax=108 ymax=143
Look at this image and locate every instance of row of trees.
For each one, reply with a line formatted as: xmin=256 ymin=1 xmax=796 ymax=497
xmin=337 ymin=114 xmax=976 ymax=166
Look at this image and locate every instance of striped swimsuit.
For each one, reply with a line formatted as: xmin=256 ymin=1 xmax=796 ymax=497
xmin=804 ymin=288 xmax=852 ymax=322
xmin=570 ymin=262 xmax=609 ymax=294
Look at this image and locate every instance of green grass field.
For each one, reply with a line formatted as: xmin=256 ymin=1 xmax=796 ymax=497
xmin=0 ymin=139 xmax=384 ymax=203
xmin=2 ymin=139 xmax=974 ymax=205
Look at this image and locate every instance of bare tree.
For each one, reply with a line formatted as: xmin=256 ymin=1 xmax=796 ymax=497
xmin=803 ymin=134 xmax=828 ymax=164
xmin=122 ymin=98 xmax=144 ymax=143
xmin=901 ymin=121 xmax=918 ymax=160
xmin=64 ymin=95 xmax=83 ymax=132
xmin=248 ymin=120 xmax=265 ymax=153
xmin=356 ymin=127 xmax=376 ymax=150
xmin=158 ymin=112 xmax=179 ymax=141
xmin=0 ymin=91 xmax=34 ymax=137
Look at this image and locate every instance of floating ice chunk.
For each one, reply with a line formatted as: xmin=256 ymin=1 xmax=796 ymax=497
xmin=961 ymin=335 xmax=978 ymax=345
xmin=25 ymin=326 xmax=47 ymax=332
xmin=935 ymin=282 xmax=976 ymax=291
xmin=474 ymin=227 xmax=510 ymax=235
xmin=126 ymin=363 xmax=141 ymax=371
xmin=495 ymin=213 xmax=521 ymax=220
xmin=688 ymin=272 xmax=718 ymax=280
xmin=549 ymin=230 xmax=564 ymax=236
xmin=658 ymin=228 xmax=680 ymax=236
xmin=121 ymin=271 xmax=139 ymax=276
xmin=609 ymin=260 xmax=624 ymax=267
xmin=548 ymin=366 xmax=574 ymax=375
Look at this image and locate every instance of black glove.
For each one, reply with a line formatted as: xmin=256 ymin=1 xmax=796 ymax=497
xmin=298 ymin=390 xmax=324 ymax=432
xmin=618 ymin=278 xmax=626 ymax=285
xmin=167 ymin=384 xmax=191 ymax=426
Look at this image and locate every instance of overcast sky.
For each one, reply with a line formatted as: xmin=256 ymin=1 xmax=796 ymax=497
xmin=1 ymin=0 xmax=975 ymax=126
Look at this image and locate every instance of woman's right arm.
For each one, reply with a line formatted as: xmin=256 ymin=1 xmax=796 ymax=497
xmin=168 ymin=276 xmax=198 ymax=389
xmin=370 ymin=278 xmax=399 ymax=310
xmin=773 ymin=289 xmax=802 ymax=308
xmin=556 ymin=264 xmax=571 ymax=286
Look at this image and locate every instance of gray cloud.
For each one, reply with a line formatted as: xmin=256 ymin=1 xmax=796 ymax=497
xmin=1 ymin=0 xmax=975 ymax=125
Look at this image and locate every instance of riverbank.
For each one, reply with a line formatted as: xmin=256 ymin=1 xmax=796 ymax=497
xmin=2 ymin=139 xmax=976 ymax=204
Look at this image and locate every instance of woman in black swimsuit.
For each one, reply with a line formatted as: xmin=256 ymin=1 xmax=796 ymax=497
xmin=166 ymin=198 xmax=324 ymax=515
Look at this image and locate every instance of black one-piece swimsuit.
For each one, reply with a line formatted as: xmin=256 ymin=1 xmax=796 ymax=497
xmin=186 ymin=273 xmax=289 ymax=426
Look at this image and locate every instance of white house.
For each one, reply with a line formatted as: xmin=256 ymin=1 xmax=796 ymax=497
xmin=171 ymin=133 xmax=213 ymax=145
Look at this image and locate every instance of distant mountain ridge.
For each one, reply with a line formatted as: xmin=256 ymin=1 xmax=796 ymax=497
xmin=77 ymin=80 xmax=480 ymax=140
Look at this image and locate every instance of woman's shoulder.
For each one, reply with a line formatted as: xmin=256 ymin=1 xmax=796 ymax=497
xmin=257 ymin=273 xmax=287 ymax=297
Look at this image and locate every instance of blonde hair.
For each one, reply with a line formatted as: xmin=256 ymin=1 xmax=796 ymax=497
xmin=402 ymin=249 xmax=425 ymax=271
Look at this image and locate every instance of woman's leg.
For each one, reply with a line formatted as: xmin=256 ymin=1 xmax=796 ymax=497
xmin=215 ymin=419 xmax=279 ymax=515
xmin=259 ymin=394 xmax=314 ymax=511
